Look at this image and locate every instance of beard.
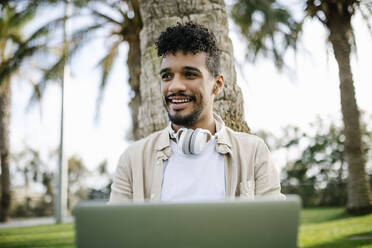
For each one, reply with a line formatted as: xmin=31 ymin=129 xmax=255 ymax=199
xmin=168 ymin=105 xmax=203 ymax=126
xmin=163 ymin=94 xmax=204 ymax=126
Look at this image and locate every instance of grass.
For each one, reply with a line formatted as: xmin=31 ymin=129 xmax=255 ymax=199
xmin=0 ymin=223 xmax=74 ymax=248
xmin=0 ymin=208 xmax=371 ymax=248
xmin=299 ymin=208 xmax=372 ymax=248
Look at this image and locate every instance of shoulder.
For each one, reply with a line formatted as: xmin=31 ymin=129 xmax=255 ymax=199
xmin=125 ymin=129 xmax=166 ymax=152
xmin=116 ymin=129 xmax=167 ymax=170
xmin=120 ymin=128 xmax=168 ymax=158
xmin=224 ymin=126 xmax=266 ymax=148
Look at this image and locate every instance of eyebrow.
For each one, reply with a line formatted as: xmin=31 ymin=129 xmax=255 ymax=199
xmin=159 ymin=68 xmax=170 ymax=75
xmin=159 ymin=66 xmax=202 ymax=75
xmin=183 ymin=66 xmax=201 ymax=74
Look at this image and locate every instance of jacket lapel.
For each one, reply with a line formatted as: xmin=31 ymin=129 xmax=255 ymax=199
xmin=214 ymin=114 xmax=237 ymax=198
xmin=151 ymin=129 xmax=172 ymax=200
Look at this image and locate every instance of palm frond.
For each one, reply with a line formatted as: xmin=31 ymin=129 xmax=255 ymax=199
xmin=7 ymin=2 xmax=38 ymax=31
xmin=359 ymin=3 xmax=372 ymax=36
xmin=0 ymin=44 xmax=39 ymax=83
xmin=231 ymin=0 xmax=303 ymax=70
xmin=26 ymin=55 xmax=65 ymax=109
xmin=69 ymin=23 xmax=104 ymax=42
xmin=0 ymin=15 xmax=66 ymax=84
xmin=7 ymin=32 xmax=23 ymax=45
xmin=23 ymin=16 xmax=65 ymax=45
xmin=94 ymin=39 xmax=121 ymax=121
xmin=91 ymin=9 xmax=122 ymax=25
xmin=26 ymin=23 xmax=104 ymax=107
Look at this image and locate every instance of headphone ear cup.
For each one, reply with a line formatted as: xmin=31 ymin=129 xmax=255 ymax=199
xmin=179 ymin=129 xmax=193 ymax=155
xmin=190 ymin=129 xmax=201 ymax=154
xmin=190 ymin=129 xmax=208 ymax=155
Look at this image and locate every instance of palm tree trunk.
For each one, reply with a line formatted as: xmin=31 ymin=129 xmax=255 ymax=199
xmin=136 ymin=0 xmax=249 ymax=138
xmin=0 ymin=79 xmax=11 ymax=222
xmin=124 ymin=0 xmax=143 ymax=141
xmin=327 ymin=12 xmax=372 ymax=214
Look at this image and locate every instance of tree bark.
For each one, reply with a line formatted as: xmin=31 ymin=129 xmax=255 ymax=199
xmin=138 ymin=0 xmax=249 ymax=137
xmin=136 ymin=0 xmax=249 ymax=138
xmin=0 ymin=79 xmax=11 ymax=222
xmin=326 ymin=4 xmax=372 ymax=214
xmin=123 ymin=0 xmax=143 ymax=141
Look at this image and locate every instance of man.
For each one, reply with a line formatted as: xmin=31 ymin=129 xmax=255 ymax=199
xmin=109 ymin=22 xmax=284 ymax=203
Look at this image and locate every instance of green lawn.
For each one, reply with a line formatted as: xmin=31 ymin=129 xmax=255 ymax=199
xmin=0 ymin=208 xmax=371 ymax=248
xmin=299 ymin=208 xmax=372 ymax=248
xmin=0 ymin=223 xmax=74 ymax=248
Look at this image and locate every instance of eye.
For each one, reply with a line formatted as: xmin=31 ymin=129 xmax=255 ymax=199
xmin=184 ymin=71 xmax=197 ymax=79
xmin=161 ymin=73 xmax=173 ymax=81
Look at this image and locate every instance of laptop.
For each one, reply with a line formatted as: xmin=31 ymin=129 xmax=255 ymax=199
xmin=73 ymin=196 xmax=301 ymax=248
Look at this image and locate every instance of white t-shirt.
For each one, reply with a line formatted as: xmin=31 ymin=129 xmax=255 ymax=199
xmin=161 ymin=139 xmax=225 ymax=201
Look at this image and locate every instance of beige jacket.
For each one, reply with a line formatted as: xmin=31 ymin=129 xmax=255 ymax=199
xmin=109 ymin=114 xmax=284 ymax=203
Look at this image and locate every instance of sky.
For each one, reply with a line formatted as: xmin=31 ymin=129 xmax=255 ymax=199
xmin=10 ymin=5 xmax=372 ymax=188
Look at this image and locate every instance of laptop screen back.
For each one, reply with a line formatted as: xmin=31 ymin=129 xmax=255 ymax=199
xmin=74 ymin=196 xmax=300 ymax=248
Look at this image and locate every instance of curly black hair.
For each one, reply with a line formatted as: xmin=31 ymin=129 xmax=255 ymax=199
xmin=155 ymin=22 xmax=220 ymax=77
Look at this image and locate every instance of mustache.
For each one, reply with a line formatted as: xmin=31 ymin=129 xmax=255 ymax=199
xmin=165 ymin=93 xmax=196 ymax=102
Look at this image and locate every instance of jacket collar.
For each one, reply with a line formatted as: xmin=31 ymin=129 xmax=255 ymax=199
xmin=155 ymin=128 xmax=172 ymax=158
xmin=214 ymin=113 xmax=232 ymax=154
xmin=155 ymin=113 xmax=232 ymax=156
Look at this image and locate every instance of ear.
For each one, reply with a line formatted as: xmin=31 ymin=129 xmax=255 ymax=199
xmin=213 ymin=74 xmax=224 ymax=94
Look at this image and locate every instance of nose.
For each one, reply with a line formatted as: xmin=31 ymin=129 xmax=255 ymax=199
xmin=168 ymin=74 xmax=186 ymax=93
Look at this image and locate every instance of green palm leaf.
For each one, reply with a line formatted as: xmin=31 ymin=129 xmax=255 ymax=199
xmin=231 ymin=0 xmax=303 ymax=70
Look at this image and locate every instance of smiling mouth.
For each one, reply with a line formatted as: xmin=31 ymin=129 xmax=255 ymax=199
xmin=166 ymin=94 xmax=195 ymax=104
xmin=169 ymin=98 xmax=192 ymax=104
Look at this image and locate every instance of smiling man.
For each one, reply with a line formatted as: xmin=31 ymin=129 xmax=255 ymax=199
xmin=160 ymin=51 xmax=221 ymax=133
xmin=109 ymin=22 xmax=284 ymax=203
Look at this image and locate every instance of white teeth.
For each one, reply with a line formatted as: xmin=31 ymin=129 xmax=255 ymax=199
xmin=172 ymin=99 xmax=191 ymax=103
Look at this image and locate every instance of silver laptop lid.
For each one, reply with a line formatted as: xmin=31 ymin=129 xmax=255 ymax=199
xmin=74 ymin=196 xmax=301 ymax=248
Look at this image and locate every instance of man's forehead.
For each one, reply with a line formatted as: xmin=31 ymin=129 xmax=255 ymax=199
xmin=160 ymin=50 xmax=208 ymax=69
xmin=163 ymin=50 xmax=205 ymax=57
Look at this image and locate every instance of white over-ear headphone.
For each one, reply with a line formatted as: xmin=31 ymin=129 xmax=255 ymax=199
xmin=168 ymin=123 xmax=217 ymax=155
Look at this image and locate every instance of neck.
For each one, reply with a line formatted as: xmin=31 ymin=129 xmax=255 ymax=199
xmin=171 ymin=113 xmax=216 ymax=135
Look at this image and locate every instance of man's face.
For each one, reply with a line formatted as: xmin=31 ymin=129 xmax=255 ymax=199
xmin=160 ymin=51 xmax=217 ymax=127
